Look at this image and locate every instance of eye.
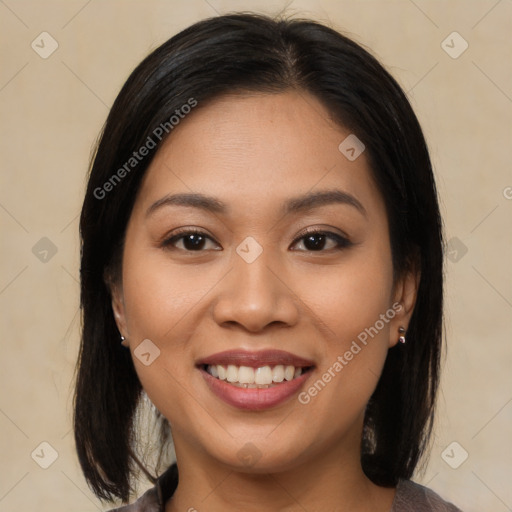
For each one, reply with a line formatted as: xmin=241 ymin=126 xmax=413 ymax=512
xmin=290 ymin=229 xmax=352 ymax=252
xmin=161 ymin=229 xmax=220 ymax=252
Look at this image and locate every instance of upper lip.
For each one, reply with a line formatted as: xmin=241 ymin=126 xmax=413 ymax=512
xmin=197 ymin=349 xmax=315 ymax=368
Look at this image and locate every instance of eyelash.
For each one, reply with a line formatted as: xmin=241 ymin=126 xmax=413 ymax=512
xmin=161 ymin=227 xmax=353 ymax=253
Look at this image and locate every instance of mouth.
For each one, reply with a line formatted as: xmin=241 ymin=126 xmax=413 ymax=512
xmin=196 ymin=350 xmax=315 ymax=410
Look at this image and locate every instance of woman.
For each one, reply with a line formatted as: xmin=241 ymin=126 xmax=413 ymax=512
xmin=74 ymin=13 xmax=463 ymax=511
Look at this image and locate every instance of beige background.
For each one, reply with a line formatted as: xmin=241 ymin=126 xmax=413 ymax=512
xmin=1 ymin=0 xmax=511 ymax=510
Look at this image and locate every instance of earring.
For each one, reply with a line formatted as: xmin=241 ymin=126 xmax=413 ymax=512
xmin=398 ymin=327 xmax=406 ymax=344
xmin=120 ymin=335 xmax=130 ymax=350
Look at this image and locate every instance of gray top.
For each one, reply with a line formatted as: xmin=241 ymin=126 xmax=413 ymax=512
xmin=108 ymin=464 xmax=463 ymax=512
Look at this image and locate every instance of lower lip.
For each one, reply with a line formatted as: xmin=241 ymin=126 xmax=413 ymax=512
xmin=199 ymin=368 xmax=313 ymax=410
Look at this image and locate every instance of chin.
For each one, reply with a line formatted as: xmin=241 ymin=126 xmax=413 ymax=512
xmin=198 ymin=430 xmax=313 ymax=475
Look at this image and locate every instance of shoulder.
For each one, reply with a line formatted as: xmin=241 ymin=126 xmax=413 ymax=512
xmin=105 ymin=463 xmax=178 ymax=512
xmin=392 ymin=479 xmax=464 ymax=512
xmin=105 ymin=486 xmax=160 ymax=512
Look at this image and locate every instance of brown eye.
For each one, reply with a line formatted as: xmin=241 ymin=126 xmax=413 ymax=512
xmin=162 ymin=229 xmax=221 ymax=252
xmin=291 ymin=230 xmax=352 ymax=252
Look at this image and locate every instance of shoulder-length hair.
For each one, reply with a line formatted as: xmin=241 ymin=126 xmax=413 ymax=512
xmin=75 ymin=12 xmax=444 ymax=503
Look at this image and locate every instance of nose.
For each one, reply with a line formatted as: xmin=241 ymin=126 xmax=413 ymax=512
xmin=212 ymin=248 xmax=300 ymax=333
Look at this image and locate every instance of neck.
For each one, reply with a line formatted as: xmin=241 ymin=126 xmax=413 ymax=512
xmin=164 ymin=435 xmax=396 ymax=512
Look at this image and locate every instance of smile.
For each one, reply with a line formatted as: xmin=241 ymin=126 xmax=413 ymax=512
xmin=197 ymin=349 xmax=315 ymax=410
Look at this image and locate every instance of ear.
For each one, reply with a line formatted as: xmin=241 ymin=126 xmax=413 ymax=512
xmin=110 ymin=281 xmax=129 ymax=347
xmin=388 ymin=262 xmax=421 ymax=348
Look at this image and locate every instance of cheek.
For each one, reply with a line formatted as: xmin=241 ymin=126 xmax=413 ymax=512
xmin=118 ymin=246 xmax=184 ymax=407
xmin=121 ymin=247 xmax=217 ymax=341
xmin=301 ymin=255 xmax=394 ymax=346
xmin=122 ymin=272 xmax=195 ymax=426
xmin=296 ymin=248 xmax=395 ymax=407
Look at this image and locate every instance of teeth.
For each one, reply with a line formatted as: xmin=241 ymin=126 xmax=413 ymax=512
xmin=238 ymin=366 xmax=255 ymax=384
xmin=206 ymin=363 xmax=305 ymax=385
xmin=226 ymin=365 xmax=238 ymax=383
xmin=284 ymin=365 xmax=295 ymax=381
xmin=254 ymin=366 xmax=273 ymax=385
xmin=272 ymin=365 xmax=285 ymax=382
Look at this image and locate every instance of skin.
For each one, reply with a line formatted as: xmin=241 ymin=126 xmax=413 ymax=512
xmin=111 ymin=90 xmax=419 ymax=512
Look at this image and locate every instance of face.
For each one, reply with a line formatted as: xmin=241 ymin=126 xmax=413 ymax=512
xmin=111 ymin=90 xmax=417 ymax=473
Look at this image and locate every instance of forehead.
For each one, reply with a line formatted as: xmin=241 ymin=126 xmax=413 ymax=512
xmin=133 ymin=91 xmax=384 ymax=219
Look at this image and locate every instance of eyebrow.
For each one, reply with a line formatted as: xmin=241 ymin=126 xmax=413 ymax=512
xmin=146 ymin=189 xmax=367 ymax=218
xmin=284 ymin=189 xmax=366 ymax=217
xmin=146 ymin=193 xmax=226 ymax=217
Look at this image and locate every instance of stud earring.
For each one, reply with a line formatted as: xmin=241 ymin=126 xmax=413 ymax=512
xmin=120 ymin=336 xmax=125 ymax=343
xmin=398 ymin=326 xmax=406 ymax=344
